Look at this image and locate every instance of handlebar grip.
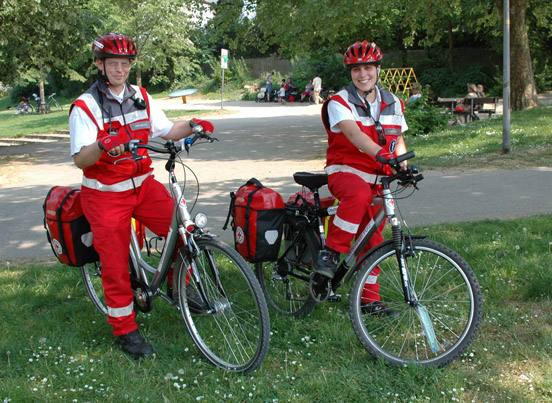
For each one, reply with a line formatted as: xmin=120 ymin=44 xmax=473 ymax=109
xmin=395 ymin=150 xmax=415 ymax=163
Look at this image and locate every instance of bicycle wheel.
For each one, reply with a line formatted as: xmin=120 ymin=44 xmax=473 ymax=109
xmin=349 ymin=238 xmax=483 ymax=367
xmin=174 ymin=238 xmax=270 ymax=374
xmin=53 ymin=100 xmax=63 ymax=111
xmin=255 ymin=216 xmax=318 ymax=318
xmin=81 ymin=262 xmax=107 ymax=315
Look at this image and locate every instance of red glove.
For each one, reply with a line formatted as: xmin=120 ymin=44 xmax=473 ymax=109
xmin=375 ymin=149 xmax=394 ymax=164
xmin=98 ymin=136 xmax=121 ymax=153
xmin=191 ymin=118 xmax=214 ymax=134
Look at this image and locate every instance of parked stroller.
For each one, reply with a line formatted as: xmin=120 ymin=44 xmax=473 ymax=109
xmin=255 ymin=86 xmax=269 ymax=102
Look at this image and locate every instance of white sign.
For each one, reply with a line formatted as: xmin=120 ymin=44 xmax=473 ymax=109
xmin=221 ymin=49 xmax=228 ymax=69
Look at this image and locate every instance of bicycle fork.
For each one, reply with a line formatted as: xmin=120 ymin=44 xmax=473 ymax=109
xmin=385 ymin=188 xmax=440 ymax=352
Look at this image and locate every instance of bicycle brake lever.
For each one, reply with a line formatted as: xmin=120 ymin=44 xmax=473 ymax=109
xmin=114 ymin=155 xmax=146 ymax=165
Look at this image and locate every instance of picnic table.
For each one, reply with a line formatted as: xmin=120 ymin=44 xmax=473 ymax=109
xmin=431 ymin=97 xmax=499 ymax=122
xmin=168 ymin=88 xmax=198 ymax=104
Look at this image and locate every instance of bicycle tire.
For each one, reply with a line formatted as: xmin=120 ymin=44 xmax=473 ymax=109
xmin=255 ymin=216 xmax=318 ymax=318
xmin=81 ymin=262 xmax=107 ymax=315
xmin=175 ymin=237 xmax=270 ymax=374
xmin=349 ymin=238 xmax=483 ymax=367
xmin=53 ymin=100 xmax=63 ymax=111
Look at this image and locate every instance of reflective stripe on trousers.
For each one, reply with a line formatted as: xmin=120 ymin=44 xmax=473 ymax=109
xmin=107 ymin=302 xmax=134 ymax=318
xmin=82 ymin=172 xmax=151 ymax=192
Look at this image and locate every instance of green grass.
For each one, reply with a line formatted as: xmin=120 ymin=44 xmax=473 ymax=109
xmin=408 ymin=105 xmax=552 ymax=170
xmin=1 ymin=216 xmax=551 ymax=402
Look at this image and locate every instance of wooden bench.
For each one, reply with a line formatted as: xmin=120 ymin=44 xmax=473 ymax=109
xmin=471 ymin=97 xmax=499 ymax=118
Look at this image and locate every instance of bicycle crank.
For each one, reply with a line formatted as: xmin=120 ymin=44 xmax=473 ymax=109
xmin=130 ymin=276 xmax=154 ymax=313
xmin=309 ymin=274 xmax=332 ymax=302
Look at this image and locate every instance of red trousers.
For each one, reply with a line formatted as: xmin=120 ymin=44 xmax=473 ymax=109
xmin=81 ymin=176 xmax=174 ymax=336
xmin=326 ymin=172 xmax=386 ymax=303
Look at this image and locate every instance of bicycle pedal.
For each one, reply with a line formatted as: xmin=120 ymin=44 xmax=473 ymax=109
xmin=309 ymin=275 xmax=331 ymax=303
xmin=327 ymin=293 xmax=341 ymax=303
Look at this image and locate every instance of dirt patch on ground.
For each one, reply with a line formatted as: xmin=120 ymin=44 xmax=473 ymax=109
xmin=0 ymin=154 xmax=38 ymax=186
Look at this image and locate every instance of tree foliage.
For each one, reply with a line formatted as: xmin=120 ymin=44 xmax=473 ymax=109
xmin=1 ymin=0 xmax=550 ymax=110
xmin=89 ymin=0 xmax=203 ymax=88
xmin=0 ymin=0 xmax=98 ymax=97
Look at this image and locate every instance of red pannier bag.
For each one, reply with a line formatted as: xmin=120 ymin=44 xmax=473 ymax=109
xmin=224 ymin=178 xmax=285 ymax=262
xmin=43 ymin=186 xmax=99 ymax=267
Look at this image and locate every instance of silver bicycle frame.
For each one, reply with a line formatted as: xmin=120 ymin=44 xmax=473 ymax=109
xmin=127 ymin=169 xmax=195 ymax=295
xmin=338 ymin=188 xmax=398 ymax=272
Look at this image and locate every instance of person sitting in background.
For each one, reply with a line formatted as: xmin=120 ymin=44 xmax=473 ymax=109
xmin=301 ymin=79 xmax=314 ymax=102
xmin=477 ymin=84 xmax=485 ymax=97
xmin=407 ymin=83 xmax=423 ymax=104
xmin=455 ymin=83 xmax=479 ymax=124
xmin=285 ymin=77 xmax=296 ymax=101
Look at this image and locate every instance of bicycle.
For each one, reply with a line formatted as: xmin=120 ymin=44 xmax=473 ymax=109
xmin=47 ymin=93 xmax=63 ymax=111
xmin=80 ymin=126 xmax=271 ymax=374
xmin=255 ymin=152 xmax=483 ymax=367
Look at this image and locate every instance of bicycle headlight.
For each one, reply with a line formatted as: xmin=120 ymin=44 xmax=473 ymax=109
xmin=194 ymin=213 xmax=208 ymax=229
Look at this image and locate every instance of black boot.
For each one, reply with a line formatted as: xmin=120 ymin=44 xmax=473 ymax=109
xmin=313 ymin=246 xmax=339 ymax=278
xmin=119 ymin=329 xmax=154 ymax=359
xmin=361 ymin=301 xmax=399 ymax=318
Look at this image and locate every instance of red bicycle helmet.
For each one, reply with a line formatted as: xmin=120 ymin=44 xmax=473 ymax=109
xmin=343 ymin=41 xmax=383 ymax=69
xmin=93 ymin=33 xmax=137 ymax=60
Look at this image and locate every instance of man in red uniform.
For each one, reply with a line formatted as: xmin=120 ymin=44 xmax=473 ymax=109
xmin=315 ymin=41 xmax=409 ymax=316
xmin=70 ymin=33 xmax=214 ymax=358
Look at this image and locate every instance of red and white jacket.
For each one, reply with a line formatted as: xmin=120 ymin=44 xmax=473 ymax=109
xmin=71 ymin=81 xmax=152 ymax=189
xmin=321 ymin=84 xmax=405 ymax=183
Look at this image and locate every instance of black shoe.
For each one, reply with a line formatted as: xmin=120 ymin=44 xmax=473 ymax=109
xmin=185 ymin=285 xmax=208 ymax=314
xmin=119 ymin=329 xmax=154 ymax=359
xmin=313 ymin=247 xmax=339 ymax=279
xmin=361 ymin=301 xmax=399 ymax=318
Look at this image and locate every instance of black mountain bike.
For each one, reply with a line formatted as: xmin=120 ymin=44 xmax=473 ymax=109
xmin=255 ymin=152 xmax=483 ymax=367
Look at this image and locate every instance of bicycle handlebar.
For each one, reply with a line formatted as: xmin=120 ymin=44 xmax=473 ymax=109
xmin=380 ymin=151 xmax=424 ymax=188
xmin=379 ymin=150 xmax=415 ymax=171
xmin=123 ymin=123 xmax=217 ymax=159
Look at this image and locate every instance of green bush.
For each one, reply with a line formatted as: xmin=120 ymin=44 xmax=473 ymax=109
xmin=201 ymin=57 xmax=254 ymax=94
xmin=534 ymin=63 xmax=552 ymax=93
xmin=402 ymin=89 xmax=449 ymax=135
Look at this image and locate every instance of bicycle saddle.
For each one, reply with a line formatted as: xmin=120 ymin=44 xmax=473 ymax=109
xmin=293 ymin=172 xmax=328 ymax=190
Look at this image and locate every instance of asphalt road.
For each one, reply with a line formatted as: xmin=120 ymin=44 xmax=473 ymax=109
xmin=1 ymin=99 xmax=551 ymax=263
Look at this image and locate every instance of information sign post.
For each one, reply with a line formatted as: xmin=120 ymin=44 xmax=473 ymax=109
xmin=221 ymin=49 xmax=228 ymax=110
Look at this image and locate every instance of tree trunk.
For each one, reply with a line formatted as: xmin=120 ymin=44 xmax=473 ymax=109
xmin=39 ymin=59 xmax=46 ymax=107
xmin=507 ymin=0 xmax=540 ymax=110
xmin=136 ymin=60 xmax=142 ymax=87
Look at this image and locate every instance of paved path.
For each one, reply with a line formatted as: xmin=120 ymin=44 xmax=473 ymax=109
xmin=1 ymin=97 xmax=551 ymax=263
